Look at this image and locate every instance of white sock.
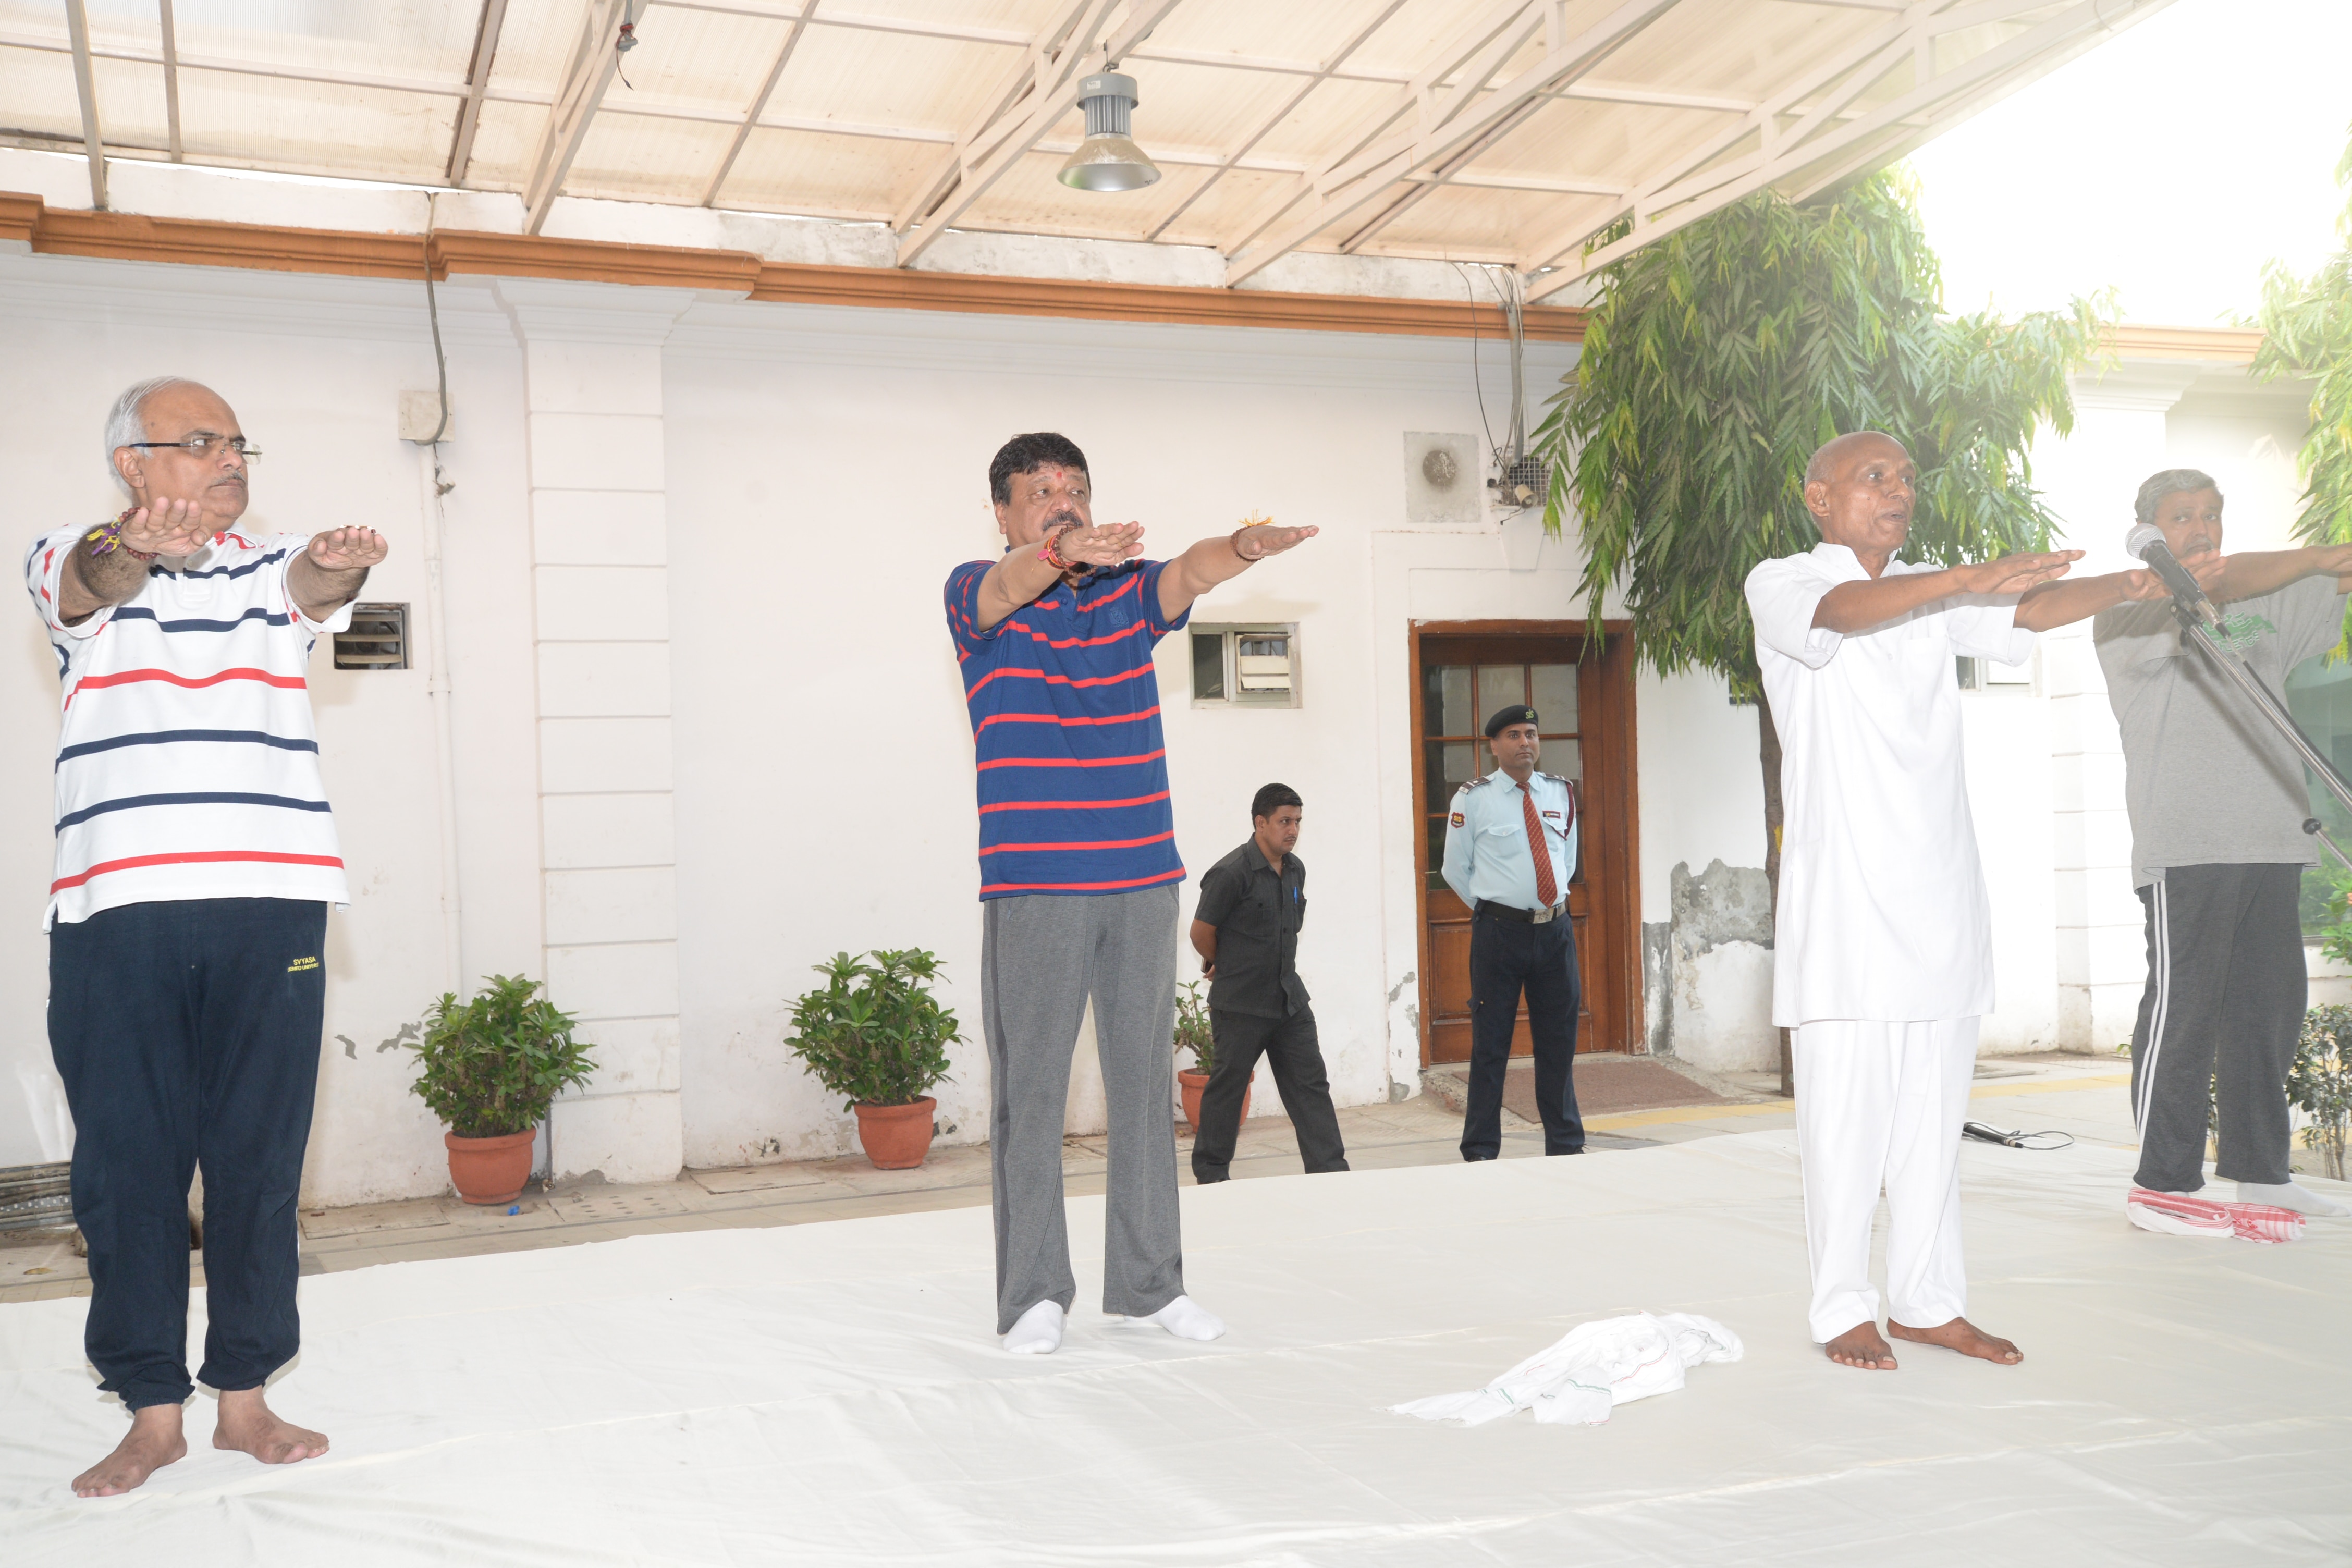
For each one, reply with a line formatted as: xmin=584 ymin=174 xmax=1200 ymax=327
xmin=2238 ymin=1181 xmax=2352 ymax=1217
xmin=1131 ymin=1294 xmax=1226 ymax=1342
xmin=1003 ymin=1300 xmax=1065 ymax=1355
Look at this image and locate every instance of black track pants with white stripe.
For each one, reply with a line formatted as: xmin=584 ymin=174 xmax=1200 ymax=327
xmin=2129 ymin=863 xmax=2305 ymax=1193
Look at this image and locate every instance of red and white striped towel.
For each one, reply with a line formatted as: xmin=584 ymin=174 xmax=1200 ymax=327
xmin=2127 ymin=1187 xmax=2233 ymax=1236
xmin=2127 ymin=1187 xmax=2305 ymax=1243
xmin=2220 ymin=1201 xmax=2306 ymax=1245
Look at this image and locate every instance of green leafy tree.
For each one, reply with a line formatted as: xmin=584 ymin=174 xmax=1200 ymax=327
xmin=2252 ymin=123 xmax=2352 ymax=642
xmin=407 ymin=974 xmax=596 ymax=1138
xmin=786 ymin=949 xmax=962 ymax=1110
xmin=1533 ymin=169 xmax=2106 ymax=896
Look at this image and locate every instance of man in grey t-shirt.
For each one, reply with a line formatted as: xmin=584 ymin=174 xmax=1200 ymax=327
xmin=2096 ymin=468 xmax=2352 ymax=1233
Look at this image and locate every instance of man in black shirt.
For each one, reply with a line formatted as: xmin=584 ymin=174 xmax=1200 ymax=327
xmin=1186 ymin=783 xmax=1350 ymax=1183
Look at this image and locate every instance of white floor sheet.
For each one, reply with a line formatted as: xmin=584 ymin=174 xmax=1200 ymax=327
xmin=2 ymin=1130 xmax=2346 ymax=1565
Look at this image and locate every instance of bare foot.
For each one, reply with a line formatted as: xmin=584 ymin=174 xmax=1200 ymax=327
xmin=73 ymin=1404 xmax=188 ymax=1497
xmin=1823 ymin=1321 xmax=1898 ymax=1370
xmin=213 ymin=1387 xmax=329 ymax=1466
xmin=1888 ymin=1315 xmax=2023 ymax=1365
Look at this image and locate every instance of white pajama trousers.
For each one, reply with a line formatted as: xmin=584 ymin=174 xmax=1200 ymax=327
xmin=1792 ymin=1018 xmax=1978 ymax=1344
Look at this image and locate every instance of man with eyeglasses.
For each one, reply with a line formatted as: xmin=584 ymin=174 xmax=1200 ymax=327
xmin=24 ymin=376 xmax=386 ymax=1497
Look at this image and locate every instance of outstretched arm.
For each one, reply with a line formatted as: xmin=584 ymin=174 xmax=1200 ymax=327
xmin=971 ymin=522 xmax=1144 ymax=631
xmin=288 ymin=527 xmax=390 ymax=623
xmin=1157 ymin=519 xmax=1320 ymax=623
xmin=2208 ymin=544 xmax=2352 ymax=603
xmin=1811 ymin=550 xmax=2082 ymax=633
xmin=57 ymin=500 xmax=214 ymax=624
xmin=2013 ymin=557 xmax=2228 ymax=631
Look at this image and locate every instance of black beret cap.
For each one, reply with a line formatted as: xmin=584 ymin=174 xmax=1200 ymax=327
xmin=1484 ymin=704 xmax=1539 ymax=738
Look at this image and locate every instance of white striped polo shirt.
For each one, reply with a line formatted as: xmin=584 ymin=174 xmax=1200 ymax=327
xmin=25 ymin=523 xmax=354 ymax=929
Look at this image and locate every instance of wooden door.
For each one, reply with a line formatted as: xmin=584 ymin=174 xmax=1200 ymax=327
xmin=1412 ymin=623 xmax=1639 ymax=1065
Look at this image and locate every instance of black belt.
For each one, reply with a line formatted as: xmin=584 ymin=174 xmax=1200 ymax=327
xmin=1476 ymin=899 xmax=1567 ymax=925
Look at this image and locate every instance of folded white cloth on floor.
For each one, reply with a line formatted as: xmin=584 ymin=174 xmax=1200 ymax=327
xmin=1392 ymin=1312 xmax=1744 ymax=1427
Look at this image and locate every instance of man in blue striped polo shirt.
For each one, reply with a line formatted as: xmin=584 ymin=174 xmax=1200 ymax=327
xmin=28 ymin=376 xmax=385 ymax=1497
xmin=945 ymin=432 xmax=1317 ymax=1355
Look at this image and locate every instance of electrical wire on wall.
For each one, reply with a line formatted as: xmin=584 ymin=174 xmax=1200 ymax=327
xmin=1455 ymin=261 xmax=1542 ymax=513
xmin=414 ymin=193 xmax=467 ymax=1050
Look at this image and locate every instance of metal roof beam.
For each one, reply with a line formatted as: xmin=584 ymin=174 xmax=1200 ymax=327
xmin=522 ymin=0 xmax=631 ymax=234
xmin=447 ymin=0 xmax=511 ymax=186
xmin=1223 ymin=0 xmax=1681 ymax=287
xmin=1510 ymin=0 xmax=1949 ymax=278
xmin=1143 ymin=0 xmax=1408 ymax=243
xmin=62 ymin=0 xmax=107 ymax=208
xmin=158 ymin=0 xmax=182 ymax=161
xmin=895 ymin=0 xmax=1183 ymax=268
xmin=890 ymin=0 xmax=1094 ymax=238
xmin=1520 ymin=0 xmax=2170 ymax=301
xmin=702 ymin=0 xmax=819 ymax=204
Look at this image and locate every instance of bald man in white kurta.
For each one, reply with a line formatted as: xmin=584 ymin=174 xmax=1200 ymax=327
xmin=1746 ymin=431 xmax=2168 ymax=1373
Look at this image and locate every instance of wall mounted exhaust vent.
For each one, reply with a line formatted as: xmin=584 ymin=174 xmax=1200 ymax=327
xmin=1403 ymin=432 xmax=1479 ymax=528
xmin=334 ymin=602 xmax=411 ymax=671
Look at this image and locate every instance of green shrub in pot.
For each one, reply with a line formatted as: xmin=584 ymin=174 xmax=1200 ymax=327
xmin=407 ymin=974 xmax=596 ymax=1137
xmin=786 ymin=949 xmax=960 ymax=1110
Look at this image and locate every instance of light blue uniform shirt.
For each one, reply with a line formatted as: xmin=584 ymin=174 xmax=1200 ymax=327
xmin=1441 ymin=767 xmax=1579 ymax=912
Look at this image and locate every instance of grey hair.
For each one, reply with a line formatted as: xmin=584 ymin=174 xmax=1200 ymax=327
xmin=102 ymin=376 xmax=202 ymax=497
xmin=2134 ymin=468 xmax=2222 ymax=526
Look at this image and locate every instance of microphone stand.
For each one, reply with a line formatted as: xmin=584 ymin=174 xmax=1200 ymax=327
xmin=2161 ymin=591 xmax=2352 ymax=873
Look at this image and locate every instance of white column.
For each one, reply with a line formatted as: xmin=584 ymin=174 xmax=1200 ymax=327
xmin=2036 ymin=363 xmax=2201 ymax=1051
xmin=499 ymin=279 xmax=699 ymax=1184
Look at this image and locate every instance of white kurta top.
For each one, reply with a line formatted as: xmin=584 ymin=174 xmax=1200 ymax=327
xmin=1746 ymin=543 xmax=2034 ymax=1026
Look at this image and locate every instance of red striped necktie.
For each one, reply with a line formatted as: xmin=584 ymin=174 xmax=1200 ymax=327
xmin=1519 ymin=782 xmax=1557 ymax=908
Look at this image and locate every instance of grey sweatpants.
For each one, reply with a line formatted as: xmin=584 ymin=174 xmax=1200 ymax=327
xmin=981 ymin=886 xmax=1184 ymax=1334
xmin=2130 ymin=863 xmax=2306 ymax=1192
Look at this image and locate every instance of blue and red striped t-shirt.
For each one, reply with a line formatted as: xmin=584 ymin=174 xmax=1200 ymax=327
xmin=946 ymin=557 xmax=1191 ymax=900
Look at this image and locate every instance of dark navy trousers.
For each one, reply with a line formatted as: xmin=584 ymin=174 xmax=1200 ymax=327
xmin=49 ymin=897 xmax=329 ymax=1410
xmin=1460 ymin=905 xmax=1585 ymax=1160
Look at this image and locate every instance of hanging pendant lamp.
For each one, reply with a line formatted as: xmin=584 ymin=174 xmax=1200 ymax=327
xmin=1057 ymin=72 xmax=1160 ymax=193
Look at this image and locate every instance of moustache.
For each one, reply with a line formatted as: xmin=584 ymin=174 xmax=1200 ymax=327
xmin=1045 ymin=512 xmax=1083 ymax=532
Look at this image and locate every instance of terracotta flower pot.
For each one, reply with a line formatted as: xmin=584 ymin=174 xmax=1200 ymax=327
xmin=1178 ymin=1069 xmax=1250 ymax=1134
xmin=854 ymin=1096 xmax=937 ymax=1170
xmin=445 ymin=1129 xmax=535 ymax=1206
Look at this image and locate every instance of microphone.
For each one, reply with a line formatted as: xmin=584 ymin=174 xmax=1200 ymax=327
xmin=2125 ymin=523 xmax=2216 ymax=615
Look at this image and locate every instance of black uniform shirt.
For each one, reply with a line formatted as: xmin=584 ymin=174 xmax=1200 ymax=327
xmin=1194 ymin=839 xmax=1309 ymax=1019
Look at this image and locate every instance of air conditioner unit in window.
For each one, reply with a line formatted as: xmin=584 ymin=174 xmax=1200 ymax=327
xmin=1235 ymin=634 xmax=1292 ymax=695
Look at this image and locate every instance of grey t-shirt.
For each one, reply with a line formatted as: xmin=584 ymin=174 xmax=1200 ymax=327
xmin=2095 ymin=574 xmax=2349 ymax=886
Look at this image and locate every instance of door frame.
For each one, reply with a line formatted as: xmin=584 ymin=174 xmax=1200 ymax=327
xmin=1407 ymin=618 xmax=1642 ymax=1066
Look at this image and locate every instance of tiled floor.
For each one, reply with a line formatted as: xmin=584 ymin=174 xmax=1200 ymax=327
xmin=0 ymin=1051 xmax=2160 ymax=1305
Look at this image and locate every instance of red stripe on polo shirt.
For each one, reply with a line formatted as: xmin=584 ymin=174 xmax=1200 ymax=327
xmin=980 ymin=790 xmax=1172 ymax=814
xmin=978 ymin=867 xmax=1186 ymax=896
xmin=978 ymin=831 xmax=1175 ymax=856
xmin=52 ymin=849 xmax=345 ymax=893
xmin=977 ymin=748 xmax=1165 ymax=771
xmin=975 ymin=706 xmax=1159 ymax=732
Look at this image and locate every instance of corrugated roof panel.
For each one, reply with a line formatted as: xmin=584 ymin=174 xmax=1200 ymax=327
xmin=0 ymin=43 xmax=86 ymax=148
xmin=486 ymin=0 xmax=596 ymax=98
xmin=766 ymin=21 xmax=1022 ymax=145
xmin=167 ymin=0 xmax=484 ymax=82
xmin=717 ymin=125 xmax=955 ymax=223
xmin=174 ymin=67 xmax=459 ymax=185
xmin=456 ymin=98 xmax=550 ymax=193
xmin=594 ymin=6 xmax=788 ymax=118
xmin=564 ymin=111 xmax=742 ymax=203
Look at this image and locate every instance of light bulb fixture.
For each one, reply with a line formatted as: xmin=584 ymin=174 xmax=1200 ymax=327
xmin=1057 ymin=72 xmax=1160 ymax=193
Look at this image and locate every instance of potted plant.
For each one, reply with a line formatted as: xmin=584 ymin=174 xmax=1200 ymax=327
xmin=786 ymin=949 xmax=960 ymax=1169
xmin=2293 ymin=1005 xmax=2352 ymax=1182
xmin=406 ymin=974 xmax=596 ymax=1205
xmin=1174 ymin=979 xmax=1247 ymax=1133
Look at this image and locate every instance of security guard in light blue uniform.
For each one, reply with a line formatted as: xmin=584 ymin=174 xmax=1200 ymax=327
xmin=1441 ymin=703 xmax=1584 ymax=1160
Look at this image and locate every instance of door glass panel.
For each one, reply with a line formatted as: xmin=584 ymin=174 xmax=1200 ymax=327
xmin=1423 ymin=740 xmax=1478 ymax=811
xmin=1476 ymin=665 xmax=1523 ymax=723
xmin=1529 ymin=663 xmax=1578 ymax=730
xmin=1547 ymin=738 xmax=1582 ymax=779
xmin=1426 ymin=665 xmax=1473 ymax=737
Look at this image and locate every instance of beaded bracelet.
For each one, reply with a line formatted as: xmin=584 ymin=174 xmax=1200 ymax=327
xmin=83 ymin=509 xmax=159 ymax=562
xmin=1037 ymin=524 xmax=1079 ymax=572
